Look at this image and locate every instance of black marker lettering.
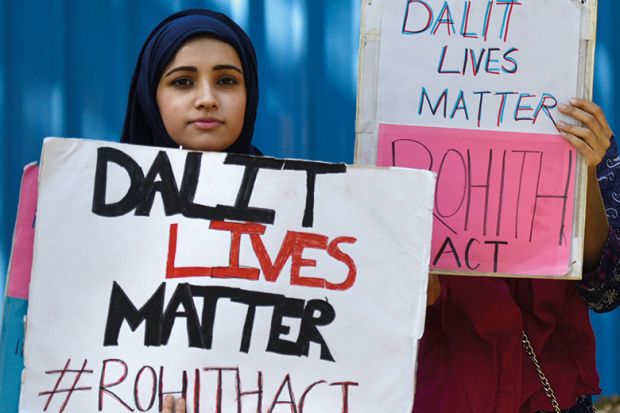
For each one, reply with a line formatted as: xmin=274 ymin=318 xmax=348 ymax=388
xmin=92 ymin=147 xmax=144 ymax=217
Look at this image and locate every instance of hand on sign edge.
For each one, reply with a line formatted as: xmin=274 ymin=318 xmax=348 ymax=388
xmin=557 ymin=99 xmax=614 ymax=167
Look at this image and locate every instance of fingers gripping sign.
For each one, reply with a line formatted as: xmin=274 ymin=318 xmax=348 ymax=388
xmin=556 ymin=99 xmax=614 ymax=270
xmin=162 ymin=395 xmax=185 ymax=413
xmin=557 ymin=99 xmax=614 ymax=167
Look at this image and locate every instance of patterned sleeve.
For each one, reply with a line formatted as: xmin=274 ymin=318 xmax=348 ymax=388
xmin=578 ymin=136 xmax=620 ymax=313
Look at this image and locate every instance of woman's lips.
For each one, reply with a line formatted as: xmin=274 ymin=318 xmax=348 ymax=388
xmin=190 ymin=118 xmax=222 ymax=130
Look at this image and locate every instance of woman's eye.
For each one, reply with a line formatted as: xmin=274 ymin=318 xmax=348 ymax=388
xmin=171 ymin=77 xmax=193 ymax=87
xmin=218 ymin=76 xmax=238 ymax=86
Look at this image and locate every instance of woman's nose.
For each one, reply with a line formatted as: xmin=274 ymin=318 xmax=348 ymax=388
xmin=195 ymin=82 xmax=218 ymax=109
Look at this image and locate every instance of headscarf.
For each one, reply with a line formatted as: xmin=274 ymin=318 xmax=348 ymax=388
xmin=121 ymin=9 xmax=261 ymax=155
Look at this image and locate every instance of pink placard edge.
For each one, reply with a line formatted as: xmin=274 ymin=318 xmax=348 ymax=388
xmin=428 ymin=265 xmax=579 ymax=280
xmin=5 ymin=162 xmax=39 ymax=299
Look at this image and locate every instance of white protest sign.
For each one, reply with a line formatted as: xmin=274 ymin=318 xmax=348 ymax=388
xmin=19 ymin=138 xmax=435 ymax=412
xmin=356 ymin=0 xmax=596 ymax=277
xmin=376 ymin=0 xmax=584 ymax=132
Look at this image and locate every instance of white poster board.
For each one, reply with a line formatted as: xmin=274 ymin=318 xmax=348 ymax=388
xmin=356 ymin=0 xmax=597 ymax=278
xmin=19 ymin=138 xmax=435 ymax=412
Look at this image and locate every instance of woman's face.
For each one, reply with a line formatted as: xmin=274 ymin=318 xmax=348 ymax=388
xmin=156 ymin=36 xmax=247 ymax=151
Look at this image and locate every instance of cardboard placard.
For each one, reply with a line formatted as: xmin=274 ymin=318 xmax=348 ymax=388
xmin=356 ymin=0 xmax=598 ymax=277
xmin=19 ymin=138 xmax=435 ymax=412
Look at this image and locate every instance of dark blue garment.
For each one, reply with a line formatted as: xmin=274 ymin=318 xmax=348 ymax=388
xmin=121 ymin=9 xmax=261 ymax=155
xmin=579 ymin=136 xmax=620 ymax=312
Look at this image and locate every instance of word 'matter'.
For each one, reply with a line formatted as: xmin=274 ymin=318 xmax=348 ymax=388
xmin=104 ymin=283 xmax=337 ymax=361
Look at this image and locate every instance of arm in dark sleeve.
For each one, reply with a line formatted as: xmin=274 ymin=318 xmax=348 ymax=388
xmin=579 ymin=137 xmax=620 ymax=312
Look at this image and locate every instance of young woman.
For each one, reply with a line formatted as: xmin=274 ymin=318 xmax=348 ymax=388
xmin=416 ymin=100 xmax=617 ymax=413
xmin=120 ymin=9 xmax=262 ymax=413
xmin=121 ymin=8 xmax=261 ymax=156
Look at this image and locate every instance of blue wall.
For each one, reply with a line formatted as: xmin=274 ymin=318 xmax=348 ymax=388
xmin=590 ymin=0 xmax=620 ymax=399
xmin=1 ymin=0 xmax=619 ymax=398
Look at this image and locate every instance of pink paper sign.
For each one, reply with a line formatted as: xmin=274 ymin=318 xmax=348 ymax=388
xmin=7 ymin=164 xmax=39 ymax=299
xmin=377 ymin=124 xmax=575 ymax=275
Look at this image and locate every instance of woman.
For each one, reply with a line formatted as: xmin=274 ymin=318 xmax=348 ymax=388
xmin=417 ymin=100 xmax=616 ymax=413
xmin=120 ymin=8 xmax=262 ymax=413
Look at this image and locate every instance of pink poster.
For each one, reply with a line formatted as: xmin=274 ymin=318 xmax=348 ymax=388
xmin=6 ymin=164 xmax=39 ymax=299
xmin=377 ymin=124 xmax=575 ymax=275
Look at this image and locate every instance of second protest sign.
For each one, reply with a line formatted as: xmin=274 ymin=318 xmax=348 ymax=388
xmin=356 ymin=0 xmax=597 ymax=277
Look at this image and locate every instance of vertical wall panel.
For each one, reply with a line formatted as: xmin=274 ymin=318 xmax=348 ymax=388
xmin=64 ymin=1 xmax=129 ymax=140
xmin=0 ymin=0 xmax=8 ymax=273
xmin=260 ymin=0 xmax=311 ymax=157
xmin=591 ymin=0 xmax=620 ymax=400
xmin=2 ymin=1 xmax=68 ymax=286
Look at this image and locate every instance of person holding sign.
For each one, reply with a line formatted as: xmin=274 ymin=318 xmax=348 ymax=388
xmin=120 ymin=9 xmax=263 ymax=412
xmin=417 ymin=101 xmax=617 ymax=412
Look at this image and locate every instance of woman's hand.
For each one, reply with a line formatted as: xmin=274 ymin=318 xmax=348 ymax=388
xmin=557 ymin=99 xmax=613 ymax=271
xmin=162 ymin=395 xmax=186 ymax=413
xmin=557 ymin=99 xmax=613 ymax=166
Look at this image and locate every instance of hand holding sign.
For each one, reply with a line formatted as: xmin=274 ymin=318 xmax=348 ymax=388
xmin=556 ymin=99 xmax=614 ymax=271
xmin=162 ymin=395 xmax=185 ymax=413
xmin=557 ymin=99 xmax=614 ymax=167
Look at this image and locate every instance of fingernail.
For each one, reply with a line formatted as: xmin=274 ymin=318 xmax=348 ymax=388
xmin=557 ymin=121 xmax=566 ymax=127
xmin=570 ymin=98 xmax=578 ymax=104
xmin=558 ymin=104 xmax=568 ymax=110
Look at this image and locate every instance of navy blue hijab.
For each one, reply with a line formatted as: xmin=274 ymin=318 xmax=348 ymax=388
xmin=121 ymin=9 xmax=261 ymax=155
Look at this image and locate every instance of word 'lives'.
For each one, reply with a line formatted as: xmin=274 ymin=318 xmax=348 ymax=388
xmin=167 ymin=222 xmax=357 ymax=291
